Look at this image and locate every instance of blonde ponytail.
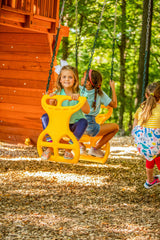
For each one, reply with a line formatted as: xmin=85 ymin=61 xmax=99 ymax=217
xmin=139 ymin=83 xmax=160 ymax=126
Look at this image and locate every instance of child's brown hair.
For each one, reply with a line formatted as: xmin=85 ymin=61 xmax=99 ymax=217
xmin=87 ymin=70 xmax=103 ymax=110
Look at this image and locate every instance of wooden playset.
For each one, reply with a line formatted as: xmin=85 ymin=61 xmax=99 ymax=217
xmin=0 ymin=0 xmax=69 ymax=144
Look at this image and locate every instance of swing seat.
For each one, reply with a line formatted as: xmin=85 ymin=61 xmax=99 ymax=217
xmin=79 ymin=105 xmax=113 ymax=164
xmin=37 ymin=94 xmax=87 ymax=164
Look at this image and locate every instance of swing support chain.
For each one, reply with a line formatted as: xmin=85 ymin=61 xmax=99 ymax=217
xmin=141 ymin=0 xmax=152 ymax=102
xmin=46 ymin=0 xmax=66 ymax=93
xmin=75 ymin=0 xmax=78 ymax=69
xmin=82 ymin=0 xmax=106 ymax=94
xmin=110 ymin=0 xmax=118 ymax=81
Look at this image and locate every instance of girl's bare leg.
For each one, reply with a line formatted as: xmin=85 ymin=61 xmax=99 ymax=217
xmin=95 ymin=123 xmax=119 ymax=149
xmin=146 ymin=168 xmax=154 ymax=183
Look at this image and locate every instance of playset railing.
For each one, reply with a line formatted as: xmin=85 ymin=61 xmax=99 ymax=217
xmin=1 ymin=0 xmax=58 ymax=18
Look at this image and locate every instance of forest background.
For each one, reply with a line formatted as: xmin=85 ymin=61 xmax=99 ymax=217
xmin=56 ymin=0 xmax=160 ymax=135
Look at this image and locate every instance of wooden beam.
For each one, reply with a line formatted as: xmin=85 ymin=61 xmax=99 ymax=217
xmin=0 ymin=126 xmax=41 ymax=145
xmin=0 ymin=60 xmax=50 ymax=71
xmin=0 ymin=95 xmax=42 ymax=106
xmin=1 ymin=117 xmax=42 ymax=130
xmin=0 ymin=86 xmax=44 ymax=97
xmin=0 ymin=32 xmax=49 ymax=44
xmin=0 ymin=102 xmax=43 ymax=113
xmin=0 ymin=69 xmax=49 ymax=80
xmin=0 ymin=52 xmax=51 ymax=62
xmin=0 ymin=78 xmax=49 ymax=89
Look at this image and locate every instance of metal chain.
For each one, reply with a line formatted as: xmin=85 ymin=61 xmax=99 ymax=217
xmin=75 ymin=0 xmax=78 ymax=69
xmin=110 ymin=0 xmax=118 ymax=81
xmin=141 ymin=0 xmax=152 ymax=102
xmin=81 ymin=0 xmax=106 ymax=94
xmin=46 ymin=0 xmax=66 ymax=93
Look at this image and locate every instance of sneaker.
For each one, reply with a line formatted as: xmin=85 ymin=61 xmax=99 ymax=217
xmin=144 ymin=175 xmax=160 ymax=189
xmin=45 ymin=134 xmax=52 ymax=142
xmin=88 ymin=147 xmax=104 ymax=158
xmin=80 ymin=146 xmax=88 ymax=155
xmin=64 ymin=151 xmax=74 ymax=160
xmin=41 ymin=149 xmax=52 ymax=160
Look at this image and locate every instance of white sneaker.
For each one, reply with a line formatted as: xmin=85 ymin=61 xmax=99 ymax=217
xmin=80 ymin=146 xmax=88 ymax=155
xmin=88 ymin=147 xmax=104 ymax=157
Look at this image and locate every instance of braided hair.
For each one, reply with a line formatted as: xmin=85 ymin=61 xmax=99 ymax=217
xmin=88 ymin=70 xmax=103 ymax=110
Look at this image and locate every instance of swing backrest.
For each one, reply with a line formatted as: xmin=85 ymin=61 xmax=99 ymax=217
xmin=95 ymin=105 xmax=113 ymax=124
xmin=79 ymin=104 xmax=112 ymax=164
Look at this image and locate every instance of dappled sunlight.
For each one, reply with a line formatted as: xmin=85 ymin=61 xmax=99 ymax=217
xmin=110 ymin=146 xmax=138 ymax=154
xmin=0 ymin=146 xmax=26 ymax=152
xmin=0 ymin=143 xmax=29 ymax=152
xmin=120 ymin=186 xmax=137 ymax=192
xmin=0 ymin=170 xmax=109 ymax=187
xmin=0 ymin=157 xmax=41 ymax=161
xmin=24 ymin=171 xmax=109 ymax=186
xmin=2 ymin=211 xmax=148 ymax=236
xmin=4 ymin=213 xmax=71 ymax=229
xmin=111 ymin=155 xmax=141 ymax=160
xmin=7 ymin=188 xmax=48 ymax=196
xmin=0 ymin=137 xmax=159 ymax=239
xmin=101 ymin=224 xmax=146 ymax=235
xmin=77 ymin=162 xmax=130 ymax=170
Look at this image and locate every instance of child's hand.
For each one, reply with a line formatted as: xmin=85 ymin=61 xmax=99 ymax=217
xmin=109 ymin=80 xmax=115 ymax=89
xmin=49 ymin=99 xmax=57 ymax=105
xmin=49 ymin=92 xmax=57 ymax=105
xmin=49 ymin=92 xmax=56 ymax=97
xmin=71 ymin=93 xmax=80 ymax=101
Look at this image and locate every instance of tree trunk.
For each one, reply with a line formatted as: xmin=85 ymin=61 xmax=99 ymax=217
xmin=62 ymin=37 xmax=69 ymax=60
xmin=136 ymin=0 xmax=153 ymax=107
xmin=119 ymin=0 xmax=126 ymax=134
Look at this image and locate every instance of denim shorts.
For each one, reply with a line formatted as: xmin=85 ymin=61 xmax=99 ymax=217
xmin=85 ymin=115 xmax=100 ymax=137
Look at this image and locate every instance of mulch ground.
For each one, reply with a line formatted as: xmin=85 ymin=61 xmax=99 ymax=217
xmin=0 ymin=137 xmax=159 ymax=240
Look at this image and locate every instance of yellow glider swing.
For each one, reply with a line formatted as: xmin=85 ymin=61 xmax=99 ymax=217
xmin=37 ymin=0 xmax=117 ymax=164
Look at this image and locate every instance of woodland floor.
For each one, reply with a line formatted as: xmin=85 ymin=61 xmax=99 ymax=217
xmin=0 ymin=136 xmax=160 ymax=240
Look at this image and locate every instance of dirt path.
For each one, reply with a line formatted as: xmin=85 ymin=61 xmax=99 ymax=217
xmin=0 ymin=137 xmax=159 ymax=240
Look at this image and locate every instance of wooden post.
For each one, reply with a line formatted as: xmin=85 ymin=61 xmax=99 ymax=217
xmin=24 ymin=0 xmax=33 ymax=28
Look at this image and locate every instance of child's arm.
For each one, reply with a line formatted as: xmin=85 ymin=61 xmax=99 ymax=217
xmin=132 ymin=118 xmax=138 ymax=129
xmin=132 ymin=108 xmax=139 ymax=129
xmin=81 ymin=99 xmax=90 ymax=114
xmin=71 ymin=94 xmax=90 ymax=114
xmin=108 ymin=80 xmax=117 ymax=108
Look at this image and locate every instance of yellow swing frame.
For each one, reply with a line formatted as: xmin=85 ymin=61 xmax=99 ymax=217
xmin=79 ymin=105 xmax=113 ymax=164
xmin=37 ymin=95 xmax=87 ymax=164
xmin=37 ymin=94 xmax=113 ymax=164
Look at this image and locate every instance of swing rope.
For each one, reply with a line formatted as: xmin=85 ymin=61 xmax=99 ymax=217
xmin=75 ymin=0 xmax=78 ymax=69
xmin=46 ymin=0 xmax=66 ymax=93
xmin=82 ymin=0 xmax=106 ymax=94
xmin=141 ymin=0 xmax=152 ymax=102
xmin=110 ymin=0 xmax=118 ymax=81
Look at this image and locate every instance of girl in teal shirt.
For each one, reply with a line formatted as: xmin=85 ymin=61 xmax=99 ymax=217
xmin=80 ymin=69 xmax=119 ymax=157
xmin=41 ymin=65 xmax=90 ymax=160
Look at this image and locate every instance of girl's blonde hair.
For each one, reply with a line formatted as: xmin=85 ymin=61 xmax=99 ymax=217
xmin=56 ymin=65 xmax=79 ymax=93
xmin=87 ymin=70 xmax=103 ymax=110
xmin=139 ymin=82 xmax=160 ymax=126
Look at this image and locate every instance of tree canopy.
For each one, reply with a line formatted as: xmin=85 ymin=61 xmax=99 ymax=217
xmin=57 ymin=0 xmax=159 ymax=135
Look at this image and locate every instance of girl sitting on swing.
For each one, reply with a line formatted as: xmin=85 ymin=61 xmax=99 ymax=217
xmin=41 ymin=64 xmax=90 ymax=160
xmin=80 ymin=69 xmax=119 ymax=157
